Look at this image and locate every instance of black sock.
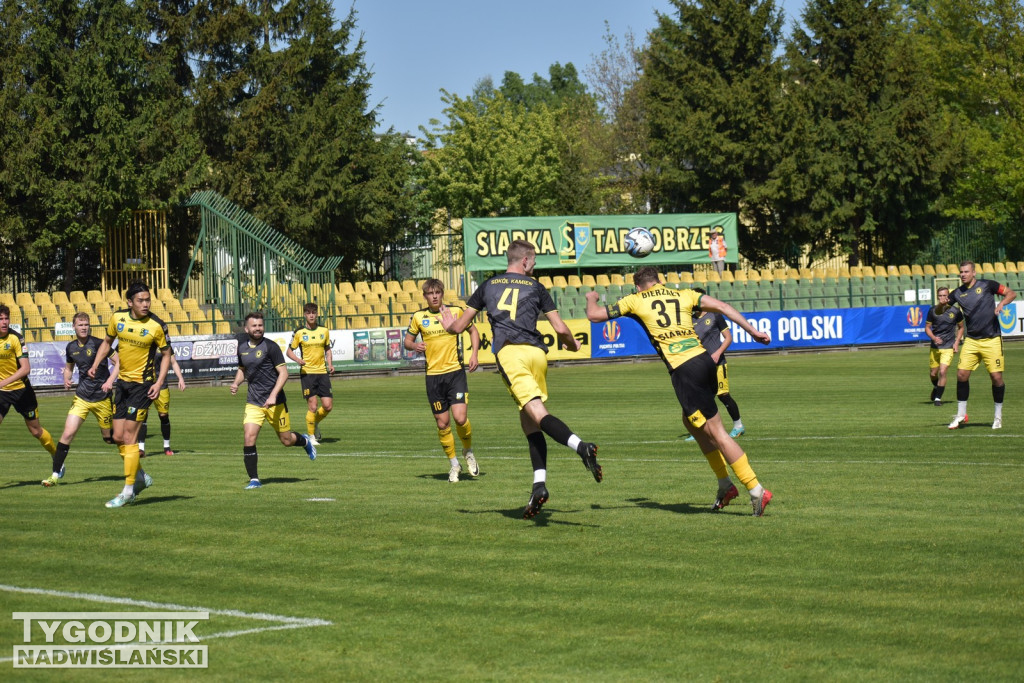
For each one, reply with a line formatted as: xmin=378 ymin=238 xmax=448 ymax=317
xmin=935 ymin=385 xmax=946 ymax=400
xmin=291 ymin=432 xmax=308 ymax=448
xmin=138 ymin=422 xmax=148 ymax=445
xmin=243 ymin=446 xmax=258 ymax=480
xmin=159 ymin=413 xmax=171 ymax=441
xmin=53 ymin=442 xmax=71 ymax=473
xmin=957 ymin=380 xmax=970 ymax=402
xmin=719 ymin=393 xmax=741 ymax=421
xmin=526 ymin=431 xmax=547 ymax=472
xmin=538 ymin=414 xmax=574 ymax=447
xmin=993 ymin=384 xmax=1005 ymax=404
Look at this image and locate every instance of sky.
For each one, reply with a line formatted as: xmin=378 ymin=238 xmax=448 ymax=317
xmin=345 ymin=0 xmax=678 ymax=136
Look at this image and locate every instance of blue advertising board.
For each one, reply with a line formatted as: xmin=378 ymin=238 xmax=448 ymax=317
xmin=591 ymin=305 xmax=933 ymax=358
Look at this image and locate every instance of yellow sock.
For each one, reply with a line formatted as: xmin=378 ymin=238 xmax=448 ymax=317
xmin=729 ymin=454 xmax=759 ymax=491
xmin=38 ymin=429 xmax=56 ymax=456
xmin=438 ymin=426 xmax=456 ymax=459
xmin=123 ymin=444 xmax=140 ymax=486
xmin=305 ymin=411 xmax=316 ymax=435
xmin=455 ymin=419 xmax=472 ymax=450
xmin=315 ymin=407 xmax=328 ymax=423
xmin=703 ymin=449 xmax=729 ymax=480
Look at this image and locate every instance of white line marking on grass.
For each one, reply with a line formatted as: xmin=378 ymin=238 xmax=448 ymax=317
xmin=0 ymin=584 xmax=332 ymax=662
xmin=306 ymin=497 xmax=335 ymax=502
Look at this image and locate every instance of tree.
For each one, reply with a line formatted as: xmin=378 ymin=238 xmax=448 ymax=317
xmin=641 ymin=0 xmax=787 ymax=265
xmin=778 ymin=0 xmax=951 ymax=265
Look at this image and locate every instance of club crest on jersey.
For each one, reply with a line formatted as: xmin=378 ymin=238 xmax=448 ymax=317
xmin=302 ymin=335 xmax=309 ymax=341
xmin=140 ymin=329 xmax=148 ymax=337
xmin=256 ymin=350 xmax=263 ymax=358
xmin=117 ymin=323 xmax=125 ymax=332
xmin=422 ymin=319 xmax=431 ymax=328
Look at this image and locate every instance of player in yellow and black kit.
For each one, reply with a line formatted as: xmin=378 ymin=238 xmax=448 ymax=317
xmin=404 ymin=278 xmax=480 ymax=482
xmin=42 ymin=312 xmax=120 ymax=487
xmin=88 ymin=281 xmax=172 ymax=509
xmin=441 ymin=240 xmax=601 ymax=520
xmin=586 ymin=266 xmax=775 ymax=516
xmin=286 ymin=302 xmax=333 ymax=445
xmin=0 ymin=304 xmax=58 ymax=475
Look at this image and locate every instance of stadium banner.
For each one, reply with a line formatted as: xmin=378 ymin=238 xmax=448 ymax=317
xmin=590 ymin=304 xmax=1024 ymax=357
xmin=462 ymin=214 xmax=738 ymax=271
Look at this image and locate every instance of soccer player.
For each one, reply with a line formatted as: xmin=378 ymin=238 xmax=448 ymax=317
xmin=925 ymin=286 xmax=964 ymax=407
xmin=231 ymin=311 xmax=317 ymax=489
xmin=948 ymin=260 xmax=1016 ymax=430
xmin=585 ymin=266 xmax=774 ymax=516
xmin=440 ymin=239 xmax=601 ymax=519
xmin=137 ymin=353 xmax=186 ymax=458
xmin=0 ymin=304 xmax=58 ymax=472
xmin=286 ymin=302 xmax=333 ymax=445
xmin=42 ymin=312 xmax=120 ymax=487
xmin=686 ymin=286 xmax=745 ymax=438
xmin=88 ymin=281 xmax=170 ymax=508
xmin=404 ymin=278 xmax=480 ymax=482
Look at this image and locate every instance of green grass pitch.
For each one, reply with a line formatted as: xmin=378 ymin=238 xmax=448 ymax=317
xmin=2 ymin=344 xmax=1022 ymax=680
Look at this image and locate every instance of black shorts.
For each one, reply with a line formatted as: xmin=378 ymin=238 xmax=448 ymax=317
xmin=300 ymin=374 xmax=333 ymax=399
xmin=425 ymin=369 xmax=469 ymax=414
xmin=0 ymin=385 xmax=39 ymax=419
xmin=670 ymin=353 xmax=720 ymax=428
xmin=112 ymin=380 xmax=154 ymax=422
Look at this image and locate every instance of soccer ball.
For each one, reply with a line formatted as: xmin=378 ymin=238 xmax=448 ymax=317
xmin=625 ymin=227 xmax=655 ymax=258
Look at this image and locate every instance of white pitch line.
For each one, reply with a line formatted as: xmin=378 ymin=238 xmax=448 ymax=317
xmin=0 ymin=584 xmax=331 ymax=662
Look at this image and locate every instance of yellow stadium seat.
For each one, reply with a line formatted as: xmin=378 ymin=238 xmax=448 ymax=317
xmin=733 ymin=270 xmax=747 ymax=283
xmin=946 ymin=264 xmax=959 ymax=275
xmin=567 ymin=275 xmax=583 ymax=288
xmin=934 ymin=264 xmax=948 ymax=275
xmin=581 ymin=275 xmax=597 ymax=288
xmin=87 ymin=290 xmax=104 ymax=304
xmin=88 ymin=314 xmax=100 ymax=327
xmin=1004 ymin=262 xmax=1018 ymax=273
xmin=349 ymin=316 xmax=369 ymax=329
xmin=157 ymin=288 xmax=173 ymax=301
xmin=34 ymin=292 xmax=52 ymax=307
xmin=182 ymin=298 xmax=200 ymax=313
xmin=911 ymin=264 xmax=925 ymax=276
xmin=665 ymin=272 xmax=680 ymax=284
xmin=872 ymin=266 xmax=887 ymax=277
xmin=993 ymin=262 xmax=1006 ymax=273
xmin=386 ymin=281 xmax=403 ymax=295
xmin=609 ymin=274 xmax=625 ymax=285
xmin=551 ymin=276 xmax=568 ymax=288
xmin=0 ymin=293 xmax=14 ymax=306
xmin=370 ymin=281 xmax=387 ymax=295
xmin=58 ymin=303 xmax=77 ymax=318
xmin=899 ymin=265 xmax=912 ymax=276
xmin=538 ymin=276 xmax=554 ymax=288
xmin=16 ymin=292 xmax=33 ymax=307
xmin=623 ymin=273 xmax=634 ymax=285
xmin=215 ymin=322 xmax=232 ymax=335
xmin=21 ymin=330 xmax=35 ymax=343
xmin=354 ymin=281 xmax=371 ymax=295
xmin=401 ymin=280 xmax=419 ymax=293
xmin=720 ymin=270 xmax=735 ymax=282
xmin=196 ymin=323 xmax=214 ymax=336
xmin=104 ymin=289 xmax=122 ymax=304
xmin=595 ymin=274 xmax=611 ymax=287
xmin=337 ymin=282 xmax=355 ymax=297
xmin=52 ymin=291 xmax=70 ymax=307
xmin=922 ymin=265 xmax=936 ymax=276
xmin=849 ymin=266 xmax=862 ymax=277
xmin=679 ymin=272 xmax=695 ymax=284
xmin=27 ymin=315 xmax=45 ymax=329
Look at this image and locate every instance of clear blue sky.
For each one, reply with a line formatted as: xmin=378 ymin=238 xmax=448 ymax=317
xmin=344 ymin=0 xmax=803 ymax=137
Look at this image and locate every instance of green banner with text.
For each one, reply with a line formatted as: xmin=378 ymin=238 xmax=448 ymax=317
xmin=462 ymin=214 xmax=737 ymax=271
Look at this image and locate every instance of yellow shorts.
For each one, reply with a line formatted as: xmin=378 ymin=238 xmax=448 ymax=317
xmin=496 ymin=345 xmax=548 ymax=410
xmin=929 ymin=348 xmax=955 ymax=369
xmin=958 ymin=337 xmax=1004 ymax=374
xmin=152 ymin=388 xmax=170 ymax=414
xmin=68 ymin=396 xmax=113 ymax=429
xmin=716 ymin=364 xmax=730 ymax=396
xmin=243 ymin=403 xmax=291 ymax=433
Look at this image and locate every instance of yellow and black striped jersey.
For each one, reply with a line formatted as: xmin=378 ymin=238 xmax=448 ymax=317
xmin=407 ymin=306 xmax=467 ymax=375
xmin=105 ymin=310 xmax=170 ymax=383
xmin=289 ymin=325 xmax=331 ymax=375
xmin=0 ymin=329 xmax=28 ymax=391
xmin=612 ymin=285 xmax=705 ymax=371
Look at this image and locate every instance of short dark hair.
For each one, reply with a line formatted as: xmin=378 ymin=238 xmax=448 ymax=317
xmin=634 ymin=266 xmax=661 ymax=289
xmin=937 ymin=286 xmax=949 ymax=295
xmin=303 ymin=302 xmax=318 ymax=315
xmin=245 ymin=311 xmax=265 ymax=323
xmin=0 ymin=304 xmax=9 ymax=318
xmin=506 ymin=239 xmax=536 ymax=264
xmin=73 ymin=311 xmax=91 ymax=323
xmin=125 ymin=280 xmax=150 ymax=301
xmin=422 ymin=278 xmax=444 ymax=294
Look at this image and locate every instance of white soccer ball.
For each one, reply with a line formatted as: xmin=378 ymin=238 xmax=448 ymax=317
xmin=625 ymin=227 xmax=655 ymax=258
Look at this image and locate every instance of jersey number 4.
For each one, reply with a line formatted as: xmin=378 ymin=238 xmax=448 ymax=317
xmin=498 ymin=288 xmax=520 ymax=320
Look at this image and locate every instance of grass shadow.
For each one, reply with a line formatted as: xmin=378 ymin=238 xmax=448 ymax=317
xmin=457 ymin=506 xmax=601 ymax=528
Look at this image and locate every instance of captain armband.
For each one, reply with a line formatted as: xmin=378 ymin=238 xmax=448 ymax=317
xmin=606 ymin=304 xmax=622 ymax=319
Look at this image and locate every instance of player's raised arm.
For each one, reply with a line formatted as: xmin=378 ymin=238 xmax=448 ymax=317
xmin=439 ymin=304 xmax=477 ymax=334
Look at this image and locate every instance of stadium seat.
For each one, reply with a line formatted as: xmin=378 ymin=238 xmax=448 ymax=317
xmin=595 ymin=274 xmax=611 ymax=287
xmin=215 ymin=322 xmax=232 ymax=335
xmin=1003 ymin=262 xmax=1018 ymax=274
xmin=353 ymin=281 xmax=371 ymax=296
xmin=993 ymin=262 xmax=1006 ymax=273
xmin=86 ymin=290 xmax=104 ymax=304
xmin=720 ymin=270 xmax=734 ymax=282
xmin=104 ymin=290 xmax=122 ymax=304
xmin=538 ymin=276 xmax=554 ymax=288
xmin=15 ymin=292 xmax=33 ymax=307
xmin=197 ymin=323 xmax=214 ymax=335
xmin=933 ymin=264 xmax=947 ymax=275
xmin=51 ymin=291 xmax=70 ymax=307
xmin=922 ymin=264 xmax=936 ymax=276
xmin=678 ymin=272 xmax=694 ymax=284
xmin=624 ymin=273 xmax=634 ymax=285
xmin=385 ymin=281 xmax=403 ymax=295
xmin=337 ymin=282 xmax=355 ymax=297
xmin=981 ymin=262 xmax=996 ymax=275
xmin=580 ymin=274 xmax=596 ymax=288
xmin=551 ymin=276 xmax=569 ymax=288
xmin=370 ymin=281 xmax=387 ymax=296
xmin=567 ymin=275 xmax=583 ymax=288
xmin=609 ymin=274 xmax=625 ymax=285
xmin=665 ymin=272 xmax=680 ymax=284
xmin=401 ymin=280 xmax=418 ymax=293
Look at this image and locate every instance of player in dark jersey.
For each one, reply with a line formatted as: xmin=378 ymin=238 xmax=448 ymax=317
xmin=230 ymin=311 xmax=316 ymax=489
xmin=925 ymin=287 xmax=964 ymax=407
xmin=688 ymin=287 xmax=745 ymax=438
xmin=88 ymin=281 xmax=171 ymax=508
xmin=948 ymin=261 xmax=1016 ymax=430
xmin=586 ymin=267 xmax=774 ymax=516
xmin=404 ymin=278 xmax=480 ymax=482
xmin=42 ymin=312 xmax=120 ymax=487
xmin=440 ymin=240 xmax=601 ymax=519
xmin=0 ymin=304 xmax=58 ymax=476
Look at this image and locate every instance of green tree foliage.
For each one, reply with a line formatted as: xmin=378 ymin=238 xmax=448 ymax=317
xmin=0 ymin=0 xmax=203 ymax=291
xmin=642 ymin=0 xmax=787 ymax=265
xmin=420 ymin=90 xmax=566 ymax=219
xmin=778 ymin=0 xmax=951 ymax=265
xmin=913 ymin=0 xmax=1024 ymax=225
